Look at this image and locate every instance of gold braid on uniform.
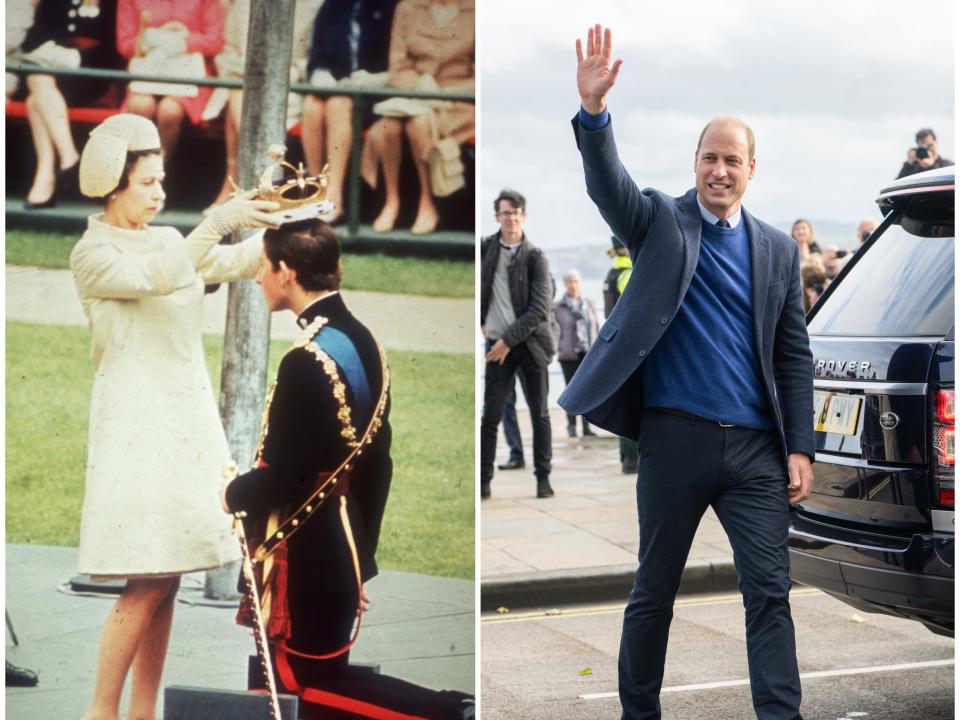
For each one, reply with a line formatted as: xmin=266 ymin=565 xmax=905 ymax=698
xmin=250 ymin=315 xmax=391 ymax=562
xmin=302 ymin=342 xmax=360 ymax=448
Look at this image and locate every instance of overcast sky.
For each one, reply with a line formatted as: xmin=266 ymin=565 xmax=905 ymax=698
xmin=478 ymin=0 xmax=955 ymax=250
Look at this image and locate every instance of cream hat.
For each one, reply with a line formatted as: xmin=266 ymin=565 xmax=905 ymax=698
xmin=79 ymin=114 xmax=162 ymax=198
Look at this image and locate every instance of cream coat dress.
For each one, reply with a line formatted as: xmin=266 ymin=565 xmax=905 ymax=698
xmin=70 ymin=214 xmax=261 ymax=578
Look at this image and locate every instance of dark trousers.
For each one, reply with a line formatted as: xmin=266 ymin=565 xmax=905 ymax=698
xmin=619 ymin=411 xmax=801 ymax=720
xmin=481 ymin=342 xmax=551 ymax=483
xmin=559 ymin=355 xmax=591 ymax=432
xmin=501 ymin=371 xmax=530 ymax=462
xmin=274 ymin=591 xmax=472 ymax=719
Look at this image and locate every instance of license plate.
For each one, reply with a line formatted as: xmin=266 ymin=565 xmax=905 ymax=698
xmin=813 ymin=390 xmax=862 ymax=435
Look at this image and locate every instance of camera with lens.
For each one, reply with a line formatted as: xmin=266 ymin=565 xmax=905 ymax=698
xmin=915 ymin=144 xmax=931 ymax=160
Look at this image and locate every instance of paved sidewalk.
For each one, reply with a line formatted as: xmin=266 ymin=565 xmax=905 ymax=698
xmin=5 ymin=265 xmax=474 ymax=354
xmin=480 ymin=407 xmax=736 ymax=611
xmin=5 ymin=545 xmax=473 ymax=719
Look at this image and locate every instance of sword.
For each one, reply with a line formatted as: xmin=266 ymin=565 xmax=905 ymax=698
xmin=234 ymin=511 xmax=283 ymax=720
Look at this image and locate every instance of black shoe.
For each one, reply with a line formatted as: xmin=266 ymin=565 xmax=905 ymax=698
xmin=536 ymin=478 xmax=554 ymax=498
xmin=480 ymin=482 xmax=490 ymax=499
xmin=497 ymin=458 xmax=525 ymax=471
xmin=582 ymin=424 xmax=597 ymax=437
xmin=567 ymin=425 xmax=577 ymax=438
xmin=23 ymin=196 xmax=56 ymax=210
xmin=5 ymin=661 xmax=38 ymax=687
xmin=56 ymin=161 xmax=80 ymax=198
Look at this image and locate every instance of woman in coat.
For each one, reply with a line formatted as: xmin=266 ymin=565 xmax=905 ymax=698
xmin=554 ymin=268 xmax=599 ymax=438
xmin=71 ymin=113 xmax=278 ymax=720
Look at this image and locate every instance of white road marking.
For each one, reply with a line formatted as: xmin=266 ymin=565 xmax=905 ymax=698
xmin=482 ymin=588 xmax=823 ymax=623
xmin=578 ymin=658 xmax=954 ymax=700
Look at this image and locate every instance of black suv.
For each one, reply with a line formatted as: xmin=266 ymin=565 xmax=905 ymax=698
xmin=788 ymin=166 xmax=955 ymax=637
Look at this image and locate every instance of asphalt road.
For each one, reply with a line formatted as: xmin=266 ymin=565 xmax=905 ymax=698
xmin=480 ymin=588 xmax=954 ymax=720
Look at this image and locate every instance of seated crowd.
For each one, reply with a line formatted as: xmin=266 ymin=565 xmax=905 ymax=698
xmin=6 ymin=0 xmax=475 ymax=235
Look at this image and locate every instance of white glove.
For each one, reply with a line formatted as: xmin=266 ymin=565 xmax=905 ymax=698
xmin=206 ymin=189 xmax=282 ymax=234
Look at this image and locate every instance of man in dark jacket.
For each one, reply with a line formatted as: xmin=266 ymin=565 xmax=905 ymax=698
xmin=896 ymin=127 xmax=953 ymax=179
xmin=480 ymin=189 xmax=556 ymax=499
xmin=565 ymin=26 xmax=814 ymax=720
xmin=222 ymin=219 xmax=471 ymax=719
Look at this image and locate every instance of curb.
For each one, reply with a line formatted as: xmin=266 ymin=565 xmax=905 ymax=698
xmin=480 ymin=560 xmax=740 ymax=612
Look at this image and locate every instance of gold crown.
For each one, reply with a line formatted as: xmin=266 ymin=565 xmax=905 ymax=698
xmin=257 ymin=160 xmax=328 ymax=207
xmin=229 ymin=148 xmax=329 ymax=209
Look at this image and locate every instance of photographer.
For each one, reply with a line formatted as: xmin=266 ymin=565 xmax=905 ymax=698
xmin=897 ymin=128 xmax=953 ymax=179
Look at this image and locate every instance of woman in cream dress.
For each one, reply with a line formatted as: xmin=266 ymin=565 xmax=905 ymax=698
xmin=70 ymin=113 xmax=278 ymax=720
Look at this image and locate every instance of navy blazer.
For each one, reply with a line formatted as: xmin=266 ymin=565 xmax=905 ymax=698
xmin=558 ymin=117 xmax=814 ymax=461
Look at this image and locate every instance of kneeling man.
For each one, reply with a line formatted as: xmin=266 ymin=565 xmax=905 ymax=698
xmin=222 ymin=218 xmax=471 ymax=719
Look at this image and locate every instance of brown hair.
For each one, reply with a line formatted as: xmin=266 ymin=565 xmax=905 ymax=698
xmin=263 ymin=218 xmax=343 ymax=291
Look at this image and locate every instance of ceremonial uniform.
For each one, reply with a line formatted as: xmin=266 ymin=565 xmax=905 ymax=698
xmin=226 ymin=293 xmax=470 ymax=719
xmin=227 ymin=292 xmax=391 ymax=654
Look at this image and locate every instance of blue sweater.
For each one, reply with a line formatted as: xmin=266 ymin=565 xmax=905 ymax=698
xmin=642 ymin=219 xmax=772 ymax=428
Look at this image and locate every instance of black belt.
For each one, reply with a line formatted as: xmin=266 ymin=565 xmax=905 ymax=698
xmin=648 ymin=406 xmax=737 ymax=428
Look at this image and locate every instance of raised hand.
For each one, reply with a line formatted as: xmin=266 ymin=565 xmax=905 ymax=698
xmin=575 ymin=24 xmax=623 ymax=115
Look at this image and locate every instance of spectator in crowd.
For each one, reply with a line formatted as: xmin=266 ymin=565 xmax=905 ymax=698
xmin=856 ymin=216 xmax=878 ymax=248
xmin=790 ymin=218 xmax=820 ymax=262
xmin=821 ymin=243 xmax=847 ymax=280
xmin=497 ymin=381 xmax=527 ymax=470
xmin=803 ymin=251 xmax=826 ymax=276
xmin=602 ymin=236 xmax=638 ymax=472
xmin=602 ymin=236 xmax=631 ymax=318
xmin=301 ymin=0 xmax=398 ymax=225
xmin=897 ymin=128 xmax=953 ymax=179
xmin=801 ymin=265 xmax=827 ymax=313
xmin=365 ymin=0 xmax=475 ymax=235
xmin=19 ymin=0 xmax=121 ymax=208
xmin=480 ymin=189 xmax=555 ymax=499
xmin=117 ymin=0 xmax=224 ymax=159
xmin=204 ymin=0 xmax=321 ymax=211
xmin=555 ymin=269 xmax=599 ymax=438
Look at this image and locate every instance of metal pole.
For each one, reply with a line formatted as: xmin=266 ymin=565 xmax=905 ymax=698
xmin=205 ymin=0 xmax=296 ymax=601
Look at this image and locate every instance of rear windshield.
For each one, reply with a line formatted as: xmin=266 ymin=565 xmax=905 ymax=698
xmin=807 ymin=215 xmax=954 ymax=337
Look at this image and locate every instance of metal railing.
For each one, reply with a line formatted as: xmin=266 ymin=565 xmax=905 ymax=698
xmin=6 ymin=63 xmax=475 ymax=257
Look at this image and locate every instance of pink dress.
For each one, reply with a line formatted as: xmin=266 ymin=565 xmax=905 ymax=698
xmin=117 ymin=0 xmax=225 ymax=124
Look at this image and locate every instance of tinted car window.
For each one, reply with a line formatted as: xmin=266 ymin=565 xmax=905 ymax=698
xmin=807 ymin=222 xmax=955 ymax=337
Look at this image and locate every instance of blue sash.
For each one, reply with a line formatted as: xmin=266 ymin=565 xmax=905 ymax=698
xmin=313 ymin=327 xmax=373 ymax=427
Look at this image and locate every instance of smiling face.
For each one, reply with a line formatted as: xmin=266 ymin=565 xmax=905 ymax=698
xmin=694 ymin=120 xmax=756 ymax=219
xmin=791 ymin=220 xmax=812 ymax=245
xmin=107 ymin=153 xmax=166 ymax=229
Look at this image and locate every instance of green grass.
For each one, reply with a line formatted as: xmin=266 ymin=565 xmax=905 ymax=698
xmin=6 ymin=321 xmax=474 ymax=579
xmin=5 ymin=229 xmax=473 ymax=298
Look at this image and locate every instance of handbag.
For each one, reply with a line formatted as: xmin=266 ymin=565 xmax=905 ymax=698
xmin=129 ymin=52 xmax=205 ymax=97
xmin=427 ymin=113 xmax=465 ymax=197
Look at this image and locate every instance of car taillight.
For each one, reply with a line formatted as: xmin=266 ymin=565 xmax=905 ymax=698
xmin=933 ymin=388 xmax=954 ymax=509
xmin=934 ymin=389 xmax=955 ymax=467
